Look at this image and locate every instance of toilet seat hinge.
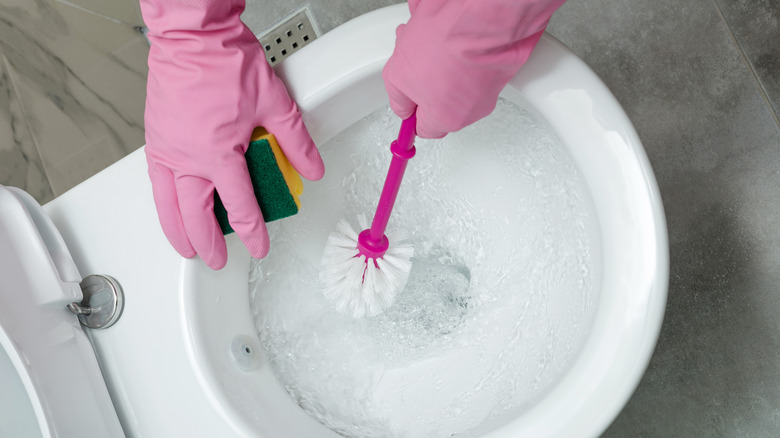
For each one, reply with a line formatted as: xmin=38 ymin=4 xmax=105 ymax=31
xmin=67 ymin=302 xmax=92 ymax=315
xmin=67 ymin=275 xmax=124 ymax=329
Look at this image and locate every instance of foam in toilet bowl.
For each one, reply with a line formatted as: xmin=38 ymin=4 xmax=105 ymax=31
xmin=249 ymin=99 xmax=601 ymax=437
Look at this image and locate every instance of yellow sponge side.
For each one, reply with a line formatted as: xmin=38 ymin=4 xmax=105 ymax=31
xmin=250 ymin=127 xmax=304 ymax=209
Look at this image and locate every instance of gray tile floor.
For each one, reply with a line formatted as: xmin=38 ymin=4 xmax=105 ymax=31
xmin=548 ymin=1 xmax=780 ymax=436
xmin=1 ymin=0 xmax=779 ymax=436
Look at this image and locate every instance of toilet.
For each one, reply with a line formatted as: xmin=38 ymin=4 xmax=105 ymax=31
xmin=0 ymin=4 xmax=668 ymax=438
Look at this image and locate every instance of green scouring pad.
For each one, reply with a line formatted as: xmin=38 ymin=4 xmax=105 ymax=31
xmin=214 ymin=127 xmax=304 ymax=235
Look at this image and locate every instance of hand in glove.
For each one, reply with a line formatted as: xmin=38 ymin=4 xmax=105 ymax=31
xmin=140 ymin=0 xmax=324 ymax=269
xmin=383 ymin=0 xmax=566 ymax=138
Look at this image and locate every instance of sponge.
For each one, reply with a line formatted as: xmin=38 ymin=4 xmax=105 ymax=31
xmin=214 ymin=127 xmax=304 ymax=235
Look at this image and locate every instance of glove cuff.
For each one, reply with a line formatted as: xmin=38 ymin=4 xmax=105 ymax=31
xmin=140 ymin=0 xmax=246 ymax=37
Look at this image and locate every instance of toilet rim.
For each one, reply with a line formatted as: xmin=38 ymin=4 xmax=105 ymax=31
xmin=32 ymin=4 xmax=668 ymax=437
xmin=177 ymin=4 xmax=668 ymax=438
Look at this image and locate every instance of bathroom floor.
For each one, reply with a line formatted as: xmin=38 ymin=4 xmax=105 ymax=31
xmin=1 ymin=0 xmax=779 ymax=436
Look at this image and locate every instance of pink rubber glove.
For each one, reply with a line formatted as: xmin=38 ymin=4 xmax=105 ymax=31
xmin=140 ymin=0 xmax=324 ymax=269
xmin=383 ymin=0 xmax=566 ymax=139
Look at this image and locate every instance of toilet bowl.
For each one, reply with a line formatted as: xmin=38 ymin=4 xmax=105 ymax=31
xmin=0 ymin=4 xmax=668 ymax=438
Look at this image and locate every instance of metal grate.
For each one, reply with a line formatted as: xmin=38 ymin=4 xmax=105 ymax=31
xmin=257 ymin=7 xmax=319 ymax=66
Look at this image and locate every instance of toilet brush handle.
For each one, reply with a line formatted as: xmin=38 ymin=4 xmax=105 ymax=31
xmin=367 ymin=114 xmax=417 ymax=243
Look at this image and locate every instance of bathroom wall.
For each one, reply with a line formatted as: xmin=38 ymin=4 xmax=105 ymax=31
xmin=1 ymin=0 xmax=779 ymax=436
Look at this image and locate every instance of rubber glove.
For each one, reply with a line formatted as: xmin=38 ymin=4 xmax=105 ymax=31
xmin=140 ymin=0 xmax=324 ymax=269
xmin=383 ymin=0 xmax=567 ymax=139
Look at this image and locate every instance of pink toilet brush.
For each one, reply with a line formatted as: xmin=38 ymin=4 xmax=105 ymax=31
xmin=320 ymin=114 xmax=417 ymax=318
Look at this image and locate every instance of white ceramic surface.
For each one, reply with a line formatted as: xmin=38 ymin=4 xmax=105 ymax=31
xmin=36 ymin=4 xmax=667 ymax=437
xmin=0 ymin=185 xmax=124 ymax=438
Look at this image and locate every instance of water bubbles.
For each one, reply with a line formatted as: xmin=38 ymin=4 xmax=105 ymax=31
xmin=248 ymin=99 xmax=600 ymax=437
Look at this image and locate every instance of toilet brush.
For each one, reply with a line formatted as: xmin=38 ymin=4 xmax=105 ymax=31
xmin=319 ymin=114 xmax=417 ymax=318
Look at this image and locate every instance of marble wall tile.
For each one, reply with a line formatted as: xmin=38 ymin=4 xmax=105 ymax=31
xmin=0 ymin=46 xmax=54 ymax=203
xmin=715 ymin=0 xmax=780 ymax=121
xmin=547 ymin=0 xmax=780 ymax=436
xmin=57 ymin=0 xmax=144 ymax=27
xmin=0 ymin=0 xmax=148 ymax=196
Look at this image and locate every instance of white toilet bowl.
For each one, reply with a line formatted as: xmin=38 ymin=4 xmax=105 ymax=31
xmin=0 ymin=4 xmax=667 ymax=438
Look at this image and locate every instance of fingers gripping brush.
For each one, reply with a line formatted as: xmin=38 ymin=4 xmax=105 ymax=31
xmin=320 ymin=114 xmax=417 ymax=318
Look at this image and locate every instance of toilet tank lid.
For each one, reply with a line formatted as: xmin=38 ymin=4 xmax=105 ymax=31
xmin=0 ymin=185 xmax=125 ymax=438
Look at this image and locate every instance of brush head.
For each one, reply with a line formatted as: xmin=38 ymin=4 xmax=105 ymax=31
xmin=320 ymin=215 xmax=414 ymax=318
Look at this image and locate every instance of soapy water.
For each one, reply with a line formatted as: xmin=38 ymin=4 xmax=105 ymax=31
xmin=249 ymin=98 xmax=600 ymax=437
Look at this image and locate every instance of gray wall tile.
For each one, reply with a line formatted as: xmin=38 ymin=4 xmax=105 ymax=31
xmin=547 ymin=0 xmax=780 ymax=435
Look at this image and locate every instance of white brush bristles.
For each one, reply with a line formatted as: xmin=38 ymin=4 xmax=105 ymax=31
xmin=320 ymin=216 xmax=414 ymax=318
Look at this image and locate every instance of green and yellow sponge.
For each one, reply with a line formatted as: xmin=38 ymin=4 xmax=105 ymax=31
xmin=214 ymin=127 xmax=304 ymax=235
